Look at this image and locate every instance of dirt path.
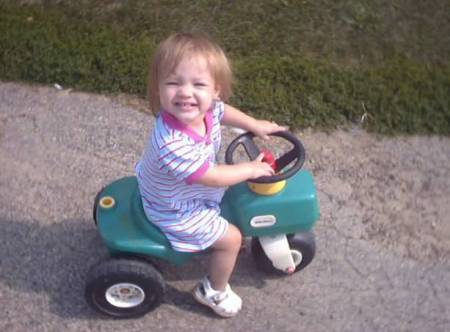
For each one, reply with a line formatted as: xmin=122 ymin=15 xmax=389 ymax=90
xmin=303 ymin=129 xmax=450 ymax=261
xmin=1 ymin=81 xmax=449 ymax=331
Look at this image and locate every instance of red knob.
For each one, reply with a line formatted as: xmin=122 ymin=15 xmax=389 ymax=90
xmin=261 ymin=149 xmax=278 ymax=172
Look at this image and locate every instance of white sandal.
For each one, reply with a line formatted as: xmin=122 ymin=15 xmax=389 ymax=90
xmin=192 ymin=277 xmax=242 ymax=318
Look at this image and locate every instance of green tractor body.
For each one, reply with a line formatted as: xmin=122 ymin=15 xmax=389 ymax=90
xmin=94 ymin=170 xmax=319 ymax=266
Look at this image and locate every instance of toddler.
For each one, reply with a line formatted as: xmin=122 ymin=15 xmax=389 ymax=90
xmin=136 ymin=32 xmax=286 ymax=317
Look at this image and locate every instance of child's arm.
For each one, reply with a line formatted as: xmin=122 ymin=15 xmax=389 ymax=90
xmin=222 ymin=104 xmax=287 ymax=139
xmin=193 ymin=104 xmax=288 ymax=187
xmin=194 ymin=153 xmax=274 ymax=187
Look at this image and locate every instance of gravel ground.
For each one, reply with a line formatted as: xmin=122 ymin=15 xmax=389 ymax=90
xmin=1 ymin=81 xmax=449 ymax=332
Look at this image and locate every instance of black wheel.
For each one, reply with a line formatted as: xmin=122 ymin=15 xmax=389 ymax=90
xmin=251 ymin=231 xmax=316 ymax=275
xmin=85 ymin=258 xmax=165 ymax=318
xmin=92 ymin=187 xmax=104 ymax=225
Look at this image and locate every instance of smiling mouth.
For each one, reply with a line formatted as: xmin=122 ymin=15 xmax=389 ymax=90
xmin=175 ymin=102 xmax=198 ymax=110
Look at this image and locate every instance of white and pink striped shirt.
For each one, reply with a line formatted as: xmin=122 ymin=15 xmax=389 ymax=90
xmin=136 ymin=100 xmax=228 ymax=252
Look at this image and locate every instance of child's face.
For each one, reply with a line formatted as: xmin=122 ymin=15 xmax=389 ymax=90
xmin=159 ymin=55 xmax=219 ymax=128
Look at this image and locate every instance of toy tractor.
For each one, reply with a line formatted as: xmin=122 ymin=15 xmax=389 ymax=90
xmin=85 ymin=131 xmax=319 ymax=318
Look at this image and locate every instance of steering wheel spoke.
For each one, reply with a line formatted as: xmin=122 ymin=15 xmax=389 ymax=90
xmin=241 ymin=136 xmax=261 ymax=160
xmin=276 ymin=148 xmax=297 ymax=170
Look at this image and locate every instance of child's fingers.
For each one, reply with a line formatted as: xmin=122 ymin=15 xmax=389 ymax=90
xmin=270 ymin=124 xmax=289 ymax=133
xmin=255 ymin=153 xmax=265 ymax=161
xmin=262 ymin=161 xmax=275 ymax=174
xmin=260 ymin=123 xmax=289 ymax=140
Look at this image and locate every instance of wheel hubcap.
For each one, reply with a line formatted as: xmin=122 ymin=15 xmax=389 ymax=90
xmin=291 ymin=250 xmax=303 ymax=267
xmin=105 ymin=283 xmax=145 ymax=308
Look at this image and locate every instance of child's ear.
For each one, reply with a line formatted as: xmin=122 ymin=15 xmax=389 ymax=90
xmin=214 ymin=86 xmax=221 ymax=99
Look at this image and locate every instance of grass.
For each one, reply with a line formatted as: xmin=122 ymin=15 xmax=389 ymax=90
xmin=0 ymin=0 xmax=449 ymax=134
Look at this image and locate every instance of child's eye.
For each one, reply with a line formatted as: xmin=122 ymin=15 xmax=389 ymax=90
xmin=165 ymin=81 xmax=178 ymax=86
xmin=194 ymin=82 xmax=207 ymax=87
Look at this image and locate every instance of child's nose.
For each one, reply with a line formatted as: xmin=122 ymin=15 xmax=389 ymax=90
xmin=178 ymin=84 xmax=193 ymax=97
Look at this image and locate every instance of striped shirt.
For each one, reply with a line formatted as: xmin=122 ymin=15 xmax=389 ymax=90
xmin=136 ymin=100 xmax=228 ymax=252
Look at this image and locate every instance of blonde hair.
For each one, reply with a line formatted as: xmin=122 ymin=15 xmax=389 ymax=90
xmin=148 ymin=32 xmax=233 ymax=115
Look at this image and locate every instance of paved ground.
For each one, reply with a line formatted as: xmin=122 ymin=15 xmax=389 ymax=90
xmin=1 ymin=81 xmax=449 ymax=332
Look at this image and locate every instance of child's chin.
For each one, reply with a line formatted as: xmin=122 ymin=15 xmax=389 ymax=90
xmin=178 ymin=111 xmax=200 ymax=123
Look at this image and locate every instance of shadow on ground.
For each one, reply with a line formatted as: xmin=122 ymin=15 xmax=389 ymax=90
xmin=0 ymin=217 xmax=270 ymax=319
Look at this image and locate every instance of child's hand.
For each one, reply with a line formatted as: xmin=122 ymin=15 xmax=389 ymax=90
xmin=246 ymin=153 xmax=276 ymax=180
xmin=251 ymin=119 xmax=288 ymax=140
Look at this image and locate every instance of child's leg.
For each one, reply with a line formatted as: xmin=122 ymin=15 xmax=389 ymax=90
xmin=208 ymin=224 xmax=242 ymax=291
xmin=192 ymin=224 xmax=242 ymax=317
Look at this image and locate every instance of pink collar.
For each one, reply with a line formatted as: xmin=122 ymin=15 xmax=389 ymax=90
xmin=161 ymin=110 xmax=213 ymax=144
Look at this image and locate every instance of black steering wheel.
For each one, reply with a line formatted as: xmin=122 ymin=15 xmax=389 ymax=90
xmin=225 ymin=131 xmax=305 ymax=184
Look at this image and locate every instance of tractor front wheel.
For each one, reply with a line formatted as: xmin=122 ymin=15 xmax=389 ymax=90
xmin=251 ymin=231 xmax=316 ymax=275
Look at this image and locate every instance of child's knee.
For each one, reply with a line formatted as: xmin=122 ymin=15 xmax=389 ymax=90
xmin=228 ymin=225 xmax=242 ymax=249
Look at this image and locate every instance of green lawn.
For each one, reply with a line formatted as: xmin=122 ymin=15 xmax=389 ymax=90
xmin=1 ymin=0 xmax=449 ymax=134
